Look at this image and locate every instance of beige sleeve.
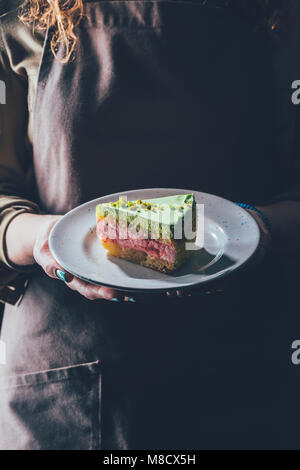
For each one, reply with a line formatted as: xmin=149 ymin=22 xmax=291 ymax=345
xmin=0 ymin=29 xmax=40 ymax=304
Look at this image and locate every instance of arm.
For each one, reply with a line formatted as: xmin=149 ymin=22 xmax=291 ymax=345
xmin=0 ymin=30 xmax=41 ymax=303
xmin=0 ymin=24 xmax=122 ymax=303
xmin=5 ymin=212 xmax=123 ymax=301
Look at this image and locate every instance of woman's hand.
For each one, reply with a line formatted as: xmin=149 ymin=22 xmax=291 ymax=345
xmin=246 ymin=208 xmax=272 ymax=263
xmin=33 ymin=215 xmax=131 ymax=301
xmin=168 ymin=207 xmax=272 ymax=298
xmin=6 ymin=212 xmax=129 ymax=301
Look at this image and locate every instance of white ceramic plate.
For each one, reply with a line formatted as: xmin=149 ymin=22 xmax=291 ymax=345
xmin=49 ymin=188 xmax=260 ymax=292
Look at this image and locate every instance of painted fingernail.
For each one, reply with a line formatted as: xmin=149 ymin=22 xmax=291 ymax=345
xmin=64 ymin=272 xmax=73 ymax=283
xmin=128 ymin=297 xmax=136 ymax=302
xmin=56 ymin=269 xmax=66 ymax=282
xmin=111 ymin=298 xmax=119 ymax=302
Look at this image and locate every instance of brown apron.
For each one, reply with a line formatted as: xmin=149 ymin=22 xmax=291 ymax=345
xmin=0 ymin=0 xmax=288 ymax=449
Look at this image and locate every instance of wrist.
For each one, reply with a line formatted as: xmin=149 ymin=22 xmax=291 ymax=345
xmin=5 ymin=213 xmax=54 ymax=268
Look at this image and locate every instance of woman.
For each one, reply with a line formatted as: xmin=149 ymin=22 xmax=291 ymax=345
xmin=0 ymin=0 xmax=299 ymax=449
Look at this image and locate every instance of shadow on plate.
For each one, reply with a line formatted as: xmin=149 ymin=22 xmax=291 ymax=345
xmin=107 ymin=248 xmax=236 ymax=280
xmin=84 ymin=227 xmax=235 ymax=280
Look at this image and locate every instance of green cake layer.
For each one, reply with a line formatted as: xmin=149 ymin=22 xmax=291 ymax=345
xmin=96 ymin=193 xmax=196 ymax=240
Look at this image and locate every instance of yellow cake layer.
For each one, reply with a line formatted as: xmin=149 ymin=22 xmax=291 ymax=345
xmin=101 ymin=239 xmax=184 ymax=273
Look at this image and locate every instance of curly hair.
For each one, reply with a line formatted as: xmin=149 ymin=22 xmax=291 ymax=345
xmin=20 ymin=0 xmax=291 ymax=63
xmin=20 ymin=0 xmax=84 ymax=63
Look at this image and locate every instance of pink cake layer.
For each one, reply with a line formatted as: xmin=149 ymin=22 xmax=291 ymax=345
xmin=97 ymin=218 xmax=176 ymax=263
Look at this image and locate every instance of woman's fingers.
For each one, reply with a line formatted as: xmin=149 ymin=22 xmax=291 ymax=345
xmin=33 ymin=215 xmax=75 ymax=283
xmin=55 ymin=269 xmax=74 ymax=283
xmin=66 ymin=276 xmax=120 ymax=301
xmin=124 ymin=296 xmax=136 ymax=302
xmin=36 ymin=245 xmax=74 ymax=281
xmin=98 ymin=285 xmax=121 ymax=301
xmin=66 ymin=276 xmax=135 ymax=302
xmin=37 ymin=251 xmax=74 ymax=282
xmin=32 ymin=214 xmax=134 ymax=302
xmin=39 ymin=237 xmax=126 ymax=301
xmin=166 ymin=289 xmax=189 ymax=297
xmin=166 ymin=291 xmax=175 ymax=297
xmin=166 ymin=282 xmax=228 ymax=298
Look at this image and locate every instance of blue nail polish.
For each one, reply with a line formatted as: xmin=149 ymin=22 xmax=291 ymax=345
xmin=111 ymin=298 xmax=119 ymax=302
xmin=56 ymin=269 xmax=66 ymax=282
xmin=129 ymin=297 xmax=136 ymax=302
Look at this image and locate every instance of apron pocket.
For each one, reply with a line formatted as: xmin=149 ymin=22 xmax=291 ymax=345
xmin=0 ymin=360 xmax=101 ymax=450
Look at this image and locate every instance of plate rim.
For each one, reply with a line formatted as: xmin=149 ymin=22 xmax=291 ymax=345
xmin=49 ymin=188 xmax=260 ymax=293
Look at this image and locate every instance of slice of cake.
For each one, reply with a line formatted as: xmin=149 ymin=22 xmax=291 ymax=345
xmin=96 ymin=194 xmax=196 ymax=273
